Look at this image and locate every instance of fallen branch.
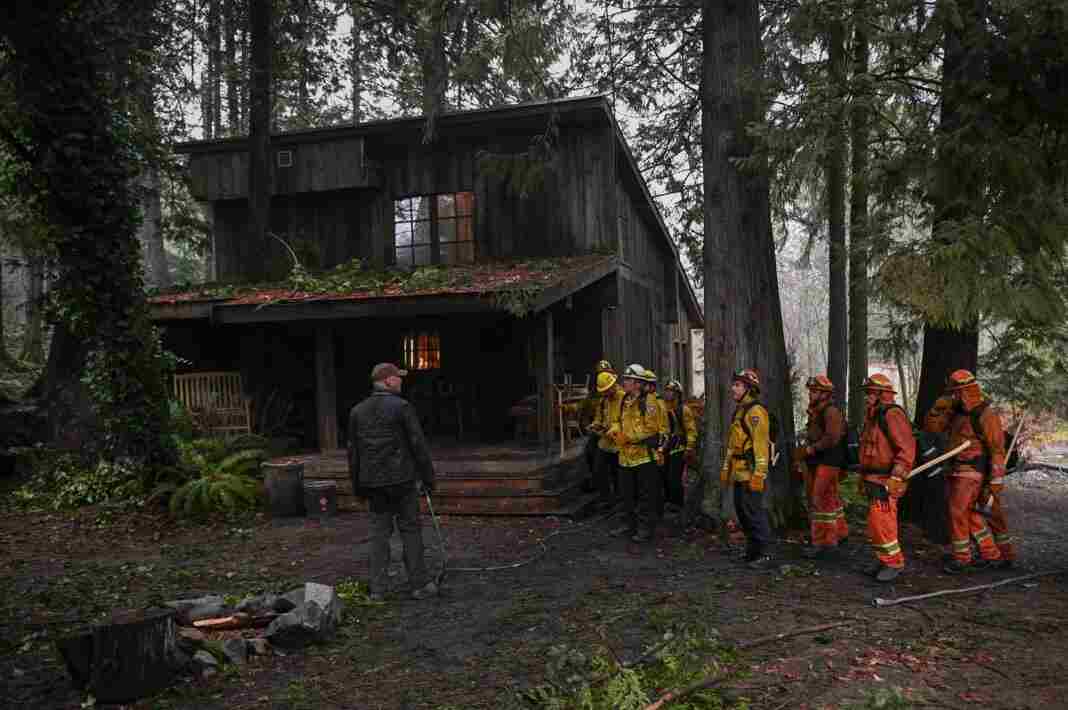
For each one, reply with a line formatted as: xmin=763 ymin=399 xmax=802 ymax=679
xmin=641 ymin=621 xmax=854 ymax=710
xmin=872 ymin=570 xmax=1064 ymax=608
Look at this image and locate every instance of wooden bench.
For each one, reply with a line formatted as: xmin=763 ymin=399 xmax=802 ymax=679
xmin=173 ymin=371 xmax=253 ymax=437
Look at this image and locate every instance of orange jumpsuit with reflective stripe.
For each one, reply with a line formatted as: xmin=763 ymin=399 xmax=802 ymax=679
xmin=946 ymin=390 xmax=1013 ymax=563
xmin=859 ymin=394 xmax=916 ymax=569
xmin=805 ymin=401 xmax=848 ymax=547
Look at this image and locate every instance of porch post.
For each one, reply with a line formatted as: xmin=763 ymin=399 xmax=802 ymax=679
xmin=537 ymin=309 xmax=555 ymax=446
xmin=314 ymin=326 xmax=339 ymax=451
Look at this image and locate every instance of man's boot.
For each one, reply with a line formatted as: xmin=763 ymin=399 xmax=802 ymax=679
xmin=943 ymin=559 xmax=973 ymax=575
xmin=876 ymin=565 xmax=902 ymax=583
xmin=411 ymin=580 xmax=438 ymax=600
xmin=802 ymin=545 xmax=829 ymax=560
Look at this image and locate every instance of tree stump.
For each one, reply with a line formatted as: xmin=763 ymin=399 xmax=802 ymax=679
xmin=56 ymin=607 xmax=179 ymax=703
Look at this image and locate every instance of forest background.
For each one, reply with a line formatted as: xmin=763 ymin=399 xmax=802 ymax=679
xmin=2 ymin=0 xmax=1068 ymax=516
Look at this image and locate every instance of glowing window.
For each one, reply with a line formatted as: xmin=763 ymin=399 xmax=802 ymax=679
xmin=402 ymin=332 xmax=441 ymax=371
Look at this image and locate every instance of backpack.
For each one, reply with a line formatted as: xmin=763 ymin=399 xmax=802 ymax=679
xmin=968 ymin=402 xmax=1020 ymax=475
xmin=738 ymin=400 xmax=779 ymax=467
xmin=870 ymin=403 xmax=948 ymax=478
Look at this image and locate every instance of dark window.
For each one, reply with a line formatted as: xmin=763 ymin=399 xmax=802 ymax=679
xmin=393 ymin=192 xmax=474 ymax=266
xmin=402 ymin=332 xmax=441 ymax=370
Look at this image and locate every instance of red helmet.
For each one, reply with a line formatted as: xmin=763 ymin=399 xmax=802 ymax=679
xmin=733 ymin=368 xmax=761 ymax=391
xmin=806 ymin=375 xmax=835 ymax=392
xmin=946 ymin=369 xmax=977 ymax=391
xmin=862 ymin=373 xmax=896 ymax=394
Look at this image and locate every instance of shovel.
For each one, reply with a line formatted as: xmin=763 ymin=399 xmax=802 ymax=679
xmin=423 ymin=486 xmax=448 ymax=586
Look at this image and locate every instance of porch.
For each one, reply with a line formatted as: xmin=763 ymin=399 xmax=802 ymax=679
xmin=274 ymin=438 xmax=594 ymax=516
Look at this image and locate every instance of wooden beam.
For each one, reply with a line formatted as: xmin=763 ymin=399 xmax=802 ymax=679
xmin=544 ymin=309 xmax=554 ymax=447
xmin=315 ymin=327 xmax=339 ymax=451
xmin=213 ymin=294 xmax=498 ymax=324
xmin=148 ymin=302 xmax=214 ymax=321
xmin=531 ymin=257 xmax=619 ymax=314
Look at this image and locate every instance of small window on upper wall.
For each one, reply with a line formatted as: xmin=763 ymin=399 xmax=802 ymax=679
xmin=393 ymin=192 xmax=474 ymax=266
xmin=402 ymin=332 xmax=441 ymax=370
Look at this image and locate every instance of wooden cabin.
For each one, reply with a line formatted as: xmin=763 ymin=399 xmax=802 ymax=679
xmin=151 ymin=96 xmax=702 ymax=512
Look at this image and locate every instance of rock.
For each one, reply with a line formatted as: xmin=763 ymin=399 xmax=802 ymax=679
xmin=236 ymin=593 xmax=279 ymax=615
xmin=164 ymin=595 xmax=226 ymax=626
xmin=179 ymin=627 xmax=206 ymax=642
xmin=171 ymin=647 xmax=191 ymax=673
xmin=191 ymin=649 xmax=218 ymax=671
xmin=264 ymin=583 xmax=340 ymax=649
xmin=221 ymin=638 xmax=248 ymax=665
xmin=201 ymin=666 xmax=217 ymax=679
xmin=281 ymin=586 xmax=305 ymax=610
xmin=247 ymin=637 xmax=271 ymax=656
xmin=177 ymin=628 xmax=206 ymax=654
xmin=272 ymin=595 xmax=296 ymax=613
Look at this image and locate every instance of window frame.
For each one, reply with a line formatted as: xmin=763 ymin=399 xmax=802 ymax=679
xmin=392 ymin=192 xmax=475 ymax=267
xmin=402 ymin=331 xmax=442 ymax=371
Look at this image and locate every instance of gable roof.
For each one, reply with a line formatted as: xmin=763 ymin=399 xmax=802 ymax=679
xmin=175 ymin=95 xmax=703 ymax=326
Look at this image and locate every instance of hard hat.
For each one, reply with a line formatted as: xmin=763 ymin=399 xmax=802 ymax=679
xmin=596 ymin=359 xmax=614 ymax=374
xmin=946 ymin=369 xmax=978 ymax=390
xmin=733 ymin=368 xmax=761 ymax=390
xmin=596 ymin=371 xmax=618 ymax=393
xmin=623 ymin=363 xmax=646 ymax=380
xmin=806 ymin=375 xmax=835 ymax=392
xmin=862 ymin=373 xmax=896 ymax=393
xmin=643 ymin=369 xmax=658 ymax=383
xmin=665 ymin=380 xmax=684 ymax=394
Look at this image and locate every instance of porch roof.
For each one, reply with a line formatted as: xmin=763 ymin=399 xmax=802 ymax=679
xmin=149 ymin=254 xmax=619 ymax=324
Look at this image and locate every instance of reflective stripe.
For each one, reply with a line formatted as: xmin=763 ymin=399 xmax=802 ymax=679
xmin=812 ymin=511 xmax=839 ymax=522
xmin=973 ymin=527 xmax=993 ymax=542
xmin=872 ymin=540 xmax=901 ymax=553
xmin=952 ymin=539 xmax=971 ymax=551
xmin=994 ymin=534 xmax=1014 ymax=545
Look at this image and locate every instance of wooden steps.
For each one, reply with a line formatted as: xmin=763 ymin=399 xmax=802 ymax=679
xmin=270 ymin=441 xmax=595 ymax=516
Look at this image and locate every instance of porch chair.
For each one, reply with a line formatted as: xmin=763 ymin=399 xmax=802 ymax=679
xmin=173 ymin=371 xmax=253 ymax=437
xmin=554 ymin=374 xmax=590 ymax=457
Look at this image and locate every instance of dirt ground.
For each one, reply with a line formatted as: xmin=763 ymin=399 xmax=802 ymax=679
xmin=3 ymin=456 xmax=1068 ymax=710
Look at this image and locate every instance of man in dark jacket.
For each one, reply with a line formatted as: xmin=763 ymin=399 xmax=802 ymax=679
xmin=349 ymin=363 xmax=437 ymax=600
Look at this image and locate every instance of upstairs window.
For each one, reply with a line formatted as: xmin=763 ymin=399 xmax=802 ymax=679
xmin=402 ymin=331 xmax=441 ymax=371
xmin=393 ymin=192 xmax=475 ymax=267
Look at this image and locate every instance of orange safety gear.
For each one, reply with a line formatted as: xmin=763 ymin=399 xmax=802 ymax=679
xmin=806 ymin=374 xmax=835 ymax=392
xmin=946 ymin=369 xmax=978 ymax=390
xmin=596 ymin=371 xmax=618 ymax=393
xmin=809 ymin=464 xmax=849 ymax=546
xmin=947 ymin=398 xmax=1007 ymax=482
xmin=986 ymin=492 xmax=1016 ymax=561
xmin=862 ymin=373 xmax=896 ymax=394
xmin=596 ymin=359 xmax=614 ymax=373
xmin=923 ymin=395 xmax=956 ymax=434
xmin=860 ymin=391 xmax=915 ymax=571
xmin=733 ymin=368 xmax=761 ymax=391
xmin=947 ymin=477 xmax=1002 ymax=564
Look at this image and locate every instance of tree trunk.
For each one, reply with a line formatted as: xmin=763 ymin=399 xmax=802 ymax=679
xmin=20 ymin=257 xmax=45 ymax=363
xmin=847 ymin=4 xmax=870 ymax=426
xmin=248 ymin=0 xmax=273 ymax=280
xmin=138 ymin=163 xmax=169 ymax=289
xmin=826 ymin=15 xmax=848 ymax=398
xmin=915 ymin=0 xmax=988 ymax=425
xmin=350 ymin=0 xmax=362 ymax=124
xmin=421 ymin=0 xmax=448 ymax=143
xmin=224 ymin=0 xmax=241 ymax=134
xmin=208 ymin=0 xmax=223 ymax=137
xmin=701 ymin=0 xmax=798 ymax=529
xmin=0 ymin=244 xmax=10 ymax=368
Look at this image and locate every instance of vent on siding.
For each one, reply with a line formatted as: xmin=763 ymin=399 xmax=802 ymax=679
xmin=277 ymin=149 xmax=293 ymax=168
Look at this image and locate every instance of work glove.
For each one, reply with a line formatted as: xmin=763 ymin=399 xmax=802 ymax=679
xmin=749 ymin=475 xmax=765 ymax=493
xmin=886 ymin=476 xmax=907 ymax=499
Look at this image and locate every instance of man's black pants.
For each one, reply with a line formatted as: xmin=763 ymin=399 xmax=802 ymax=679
xmin=367 ymin=483 xmax=428 ymax=595
xmin=593 ymin=448 xmax=619 ymax=505
xmin=619 ymin=461 xmax=662 ymax=533
xmin=734 ymin=482 xmax=773 ymax=555
xmin=661 ymin=452 xmax=686 ymax=513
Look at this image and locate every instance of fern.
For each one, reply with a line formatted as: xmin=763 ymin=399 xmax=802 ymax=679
xmin=169 ymin=472 xmax=260 ymax=516
xmin=215 ymin=449 xmax=268 ymax=477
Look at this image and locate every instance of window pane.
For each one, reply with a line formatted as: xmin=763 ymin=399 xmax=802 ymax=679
xmin=455 ymin=192 xmax=474 ymax=216
xmin=456 ymin=215 xmax=473 ymax=243
xmin=395 ymin=247 xmax=412 ymax=267
xmin=394 ymin=198 xmax=413 ymax=222
xmin=414 ymin=195 xmax=431 ymax=220
xmin=438 ymin=218 xmax=456 ymax=243
xmin=441 ymin=241 xmax=475 ymax=265
xmin=413 ymin=245 xmax=432 ymax=266
xmin=437 ymin=193 xmax=455 ymax=218
xmin=413 ymin=219 xmax=432 ymax=245
xmin=394 ymin=221 xmax=412 ymax=247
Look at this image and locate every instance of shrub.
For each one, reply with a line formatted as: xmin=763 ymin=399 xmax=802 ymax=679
xmin=151 ymin=436 xmax=269 ymax=515
xmin=9 ymin=452 xmax=145 ymax=510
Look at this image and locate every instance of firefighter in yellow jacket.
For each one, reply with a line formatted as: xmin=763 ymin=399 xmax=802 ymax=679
xmin=720 ymin=368 xmax=774 ymax=568
xmin=662 ymin=379 xmax=698 ymax=515
xmin=589 ymin=363 xmax=626 ymax=512
xmin=608 ymin=364 xmax=665 ymax=542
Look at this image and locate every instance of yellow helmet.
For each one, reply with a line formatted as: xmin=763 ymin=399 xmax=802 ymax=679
xmin=596 ymin=359 xmax=614 ymax=373
xmin=643 ymin=369 xmax=658 ymax=383
xmin=665 ymin=379 xmax=684 ymax=394
xmin=596 ymin=371 xmax=618 ymax=393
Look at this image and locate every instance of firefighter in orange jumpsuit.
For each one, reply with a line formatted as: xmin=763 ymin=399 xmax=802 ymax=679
xmin=923 ymin=393 xmax=956 ymax=435
xmin=859 ymin=374 xmax=916 ymax=582
xmin=798 ymin=375 xmax=848 ymax=558
xmin=943 ymin=369 xmax=1015 ymax=574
